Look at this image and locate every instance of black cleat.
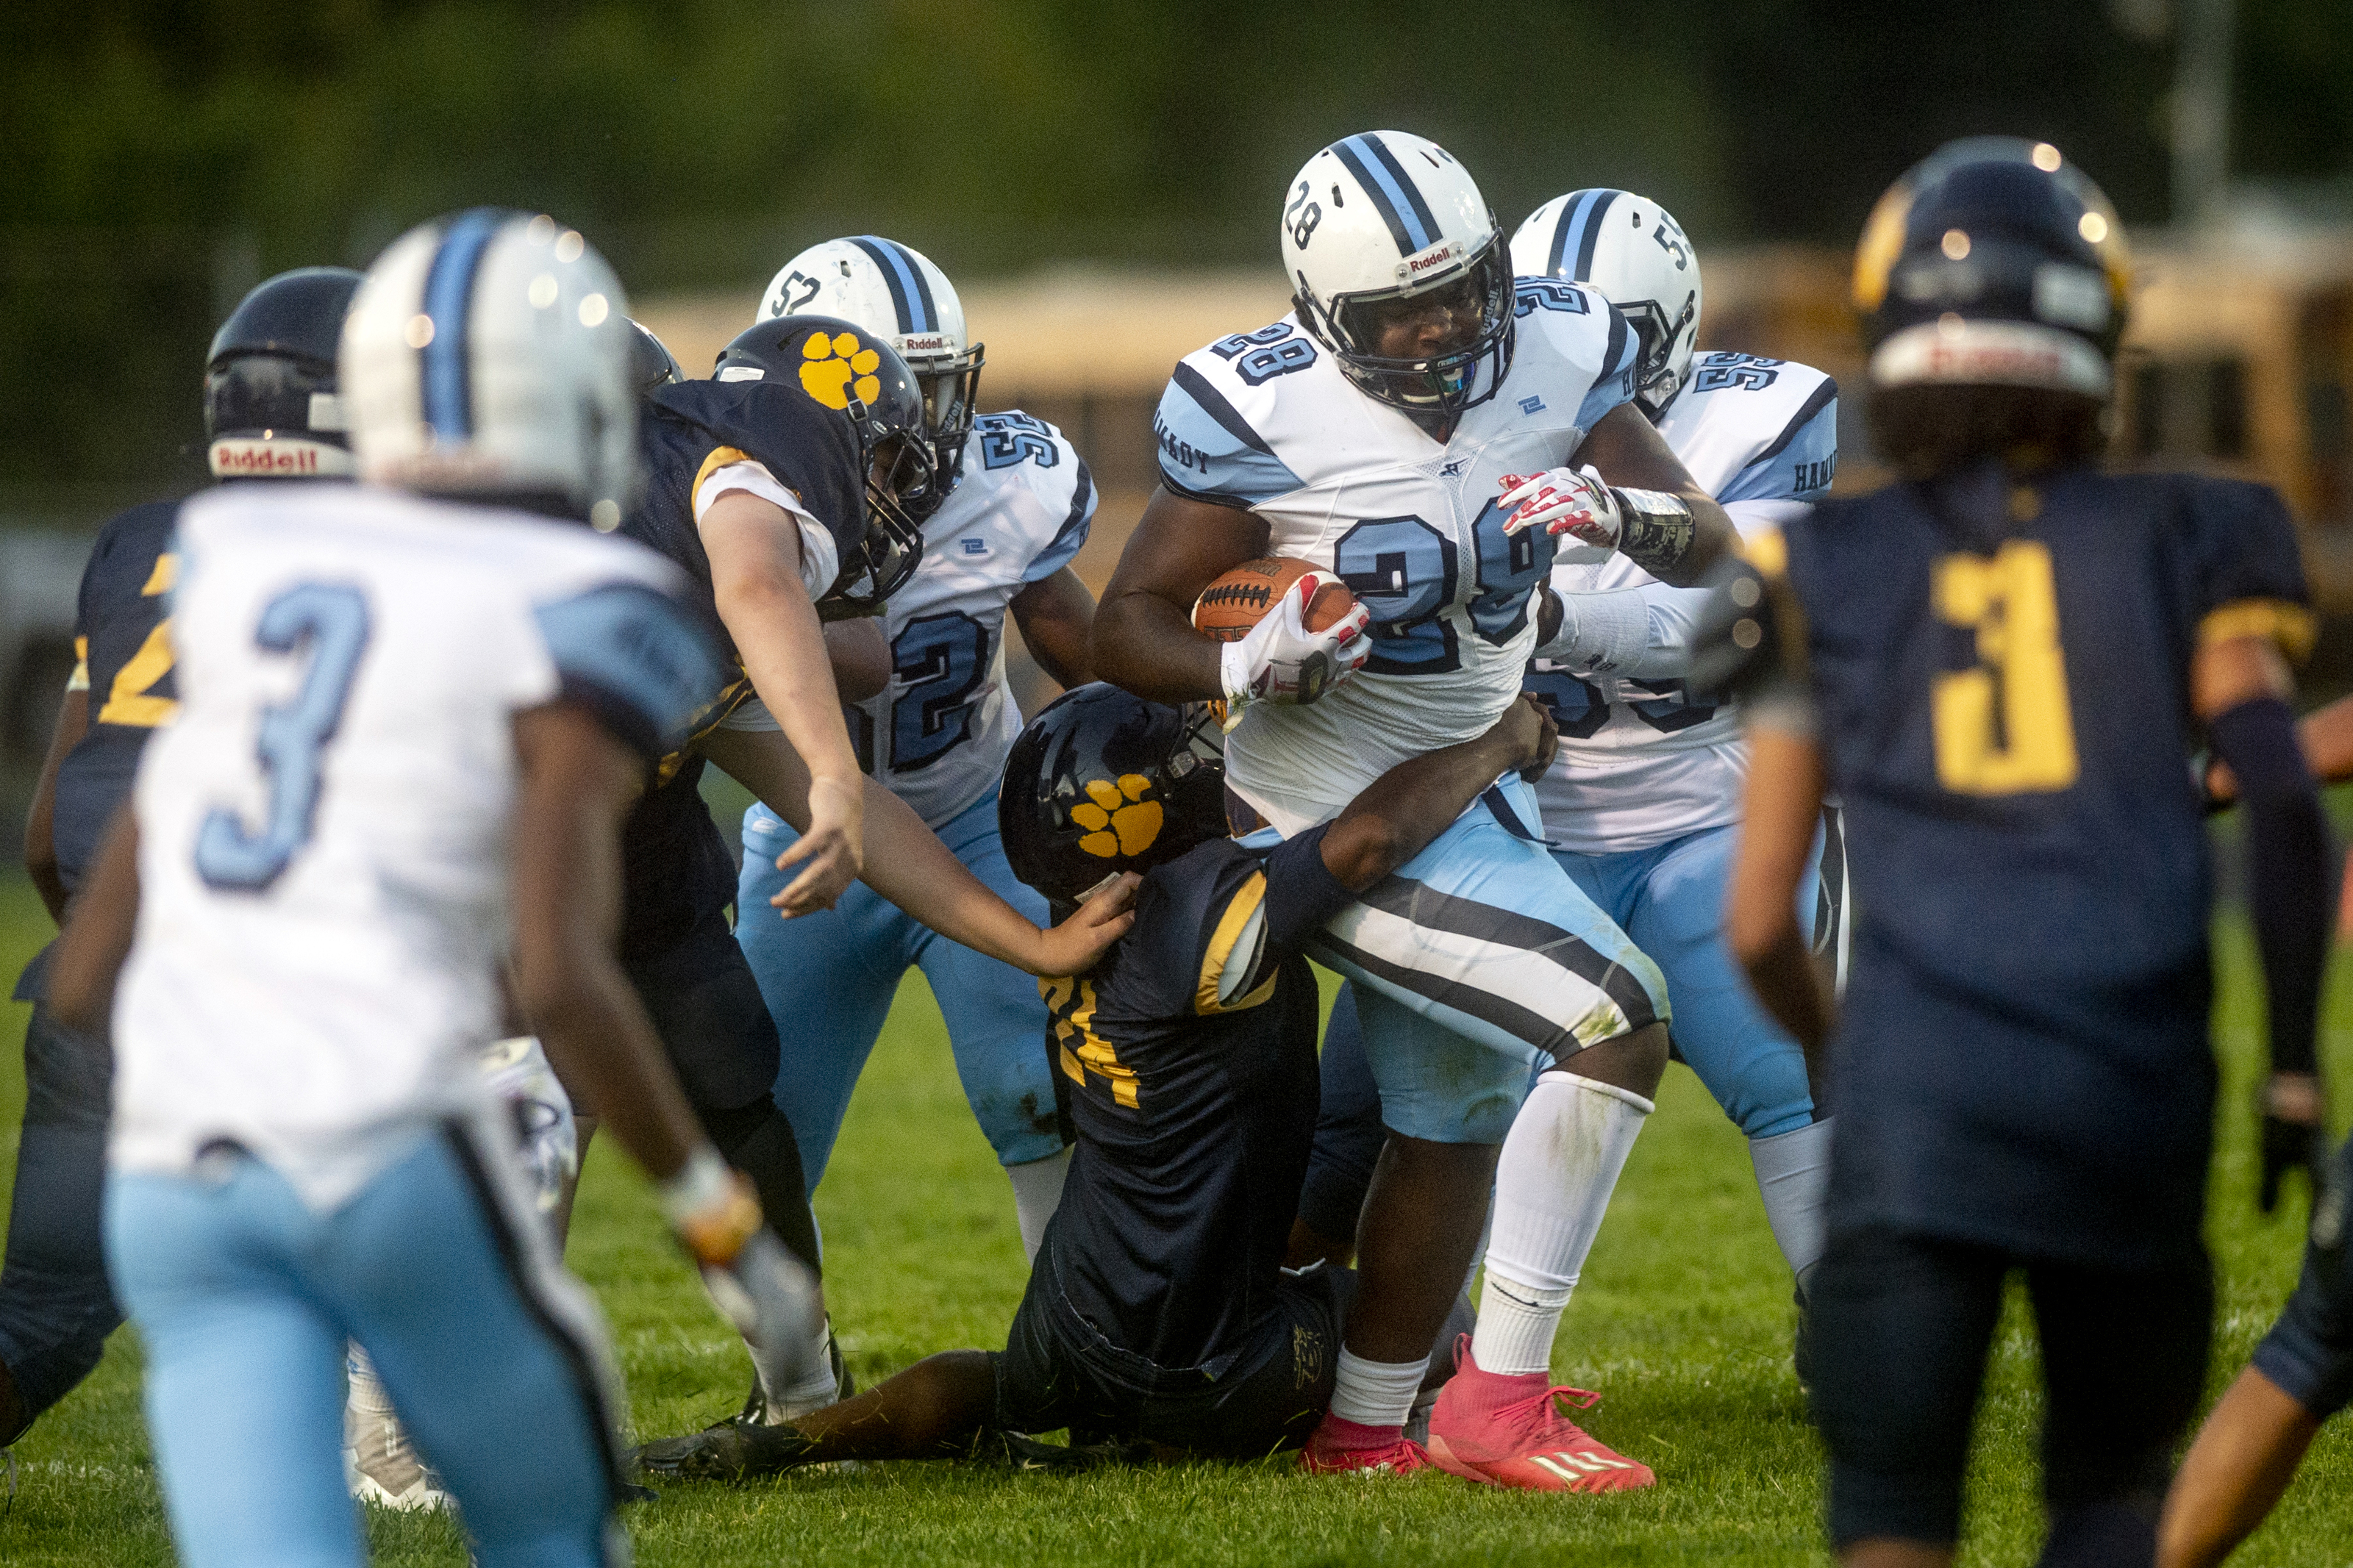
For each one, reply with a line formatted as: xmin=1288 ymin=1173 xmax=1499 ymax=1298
xmin=633 ymin=1420 xmax=820 ymax=1482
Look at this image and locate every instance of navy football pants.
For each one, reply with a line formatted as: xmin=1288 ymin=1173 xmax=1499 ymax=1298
xmin=1810 ymin=1225 xmax=2210 ymax=1557
xmin=0 ymin=1001 xmax=121 ymax=1442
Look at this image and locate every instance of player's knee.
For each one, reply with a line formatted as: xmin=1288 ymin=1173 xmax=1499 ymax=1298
xmin=1711 ymin=1045 xmax=1815 ymax=1140
xmin=1563 ymin=1021 xmax=1668 ymax=1100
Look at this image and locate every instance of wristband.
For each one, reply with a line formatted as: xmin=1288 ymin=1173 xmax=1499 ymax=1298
xmin=659 ymin=1146 xmax=764 ymax=1267
xmin=1612 ymin=488 xmax=1697 ymax=576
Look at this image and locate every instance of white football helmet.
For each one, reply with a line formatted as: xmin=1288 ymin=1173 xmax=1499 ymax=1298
xmin=343 ymin=209 xmax=640 ymax=529
xmin=1281 ymin=130 xmax=1515 ymax=416
xmin=759 ymin=236 xmax=983 ymax=482
xmin=1512 ymin=190 xmax=1702 ymax=417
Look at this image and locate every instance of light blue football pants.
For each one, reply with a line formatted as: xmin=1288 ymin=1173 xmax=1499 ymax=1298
xmin=1552 ymin=820 xmax=1821 ymax=1139
xmin=1288 ymin=774 xmax=1671 ymax=1146
xmin=737 ymin=793 xmax=1064 ymax=1188
xmin=105 ymin=1120 xmax=624 ymax=1568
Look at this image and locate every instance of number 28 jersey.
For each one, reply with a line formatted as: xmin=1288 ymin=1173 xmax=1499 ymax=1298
xmin=845 ymin=411 xmax=1093 ymax=827
xmin=113 ymin=484 xmax=721 ymax=1209
xmin=1153 ymin=281 xmax=1640 ymax=836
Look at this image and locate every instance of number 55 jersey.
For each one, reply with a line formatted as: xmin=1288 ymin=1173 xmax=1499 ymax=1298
xmin=1153 ymin=282 xmax=1640 ymax=836
xmin=1533 ymin=351 xmax=1838 ymax=853
xmin=1771 ymin=467 xmax=2310 ymax=1263
xmin=113 ymin=483 xmax=721 ymax=1210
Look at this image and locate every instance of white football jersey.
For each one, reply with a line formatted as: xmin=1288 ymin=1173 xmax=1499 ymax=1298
xmin=850 ymin=411 xmax=1093 ymax=827
xmin=1534 ymin=352 xmax=1837 ymax=853
xmin=1154 ymin=281 xmax=1640 ymax=835
xmin=113 ymin=483 xmax=718 ymax=1209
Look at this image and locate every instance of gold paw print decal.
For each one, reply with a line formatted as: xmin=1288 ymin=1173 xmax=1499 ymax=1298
xmin=799 ymin=330 xmax=882 ymax=409
xmin=1071 ymin=774 xmax=1162 ymax=859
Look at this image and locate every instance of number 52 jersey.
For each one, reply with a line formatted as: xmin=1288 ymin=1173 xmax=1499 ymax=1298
xmin=113 ymin=483 xmax=722 ymax=1209
xmin=1152 ymin=282 xmax=1640 ymax=837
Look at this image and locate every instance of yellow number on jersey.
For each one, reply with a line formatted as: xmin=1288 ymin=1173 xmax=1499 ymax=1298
xmin=1931 ymin=541 xmax=2079 ymax=795
xmin=97 ymin=552 xmax=179 ymax=728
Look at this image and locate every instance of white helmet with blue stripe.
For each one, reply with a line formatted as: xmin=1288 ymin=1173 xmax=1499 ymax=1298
xmin=758 ymin=236 xmax=983 ymax=480
xmin=343 ymin=209 xmax=640 ymax=529
xmin=1279 ymin=129 xmax=1514 ymax=418
xmin=1512 ymin=190 xmax=1702 ymax=418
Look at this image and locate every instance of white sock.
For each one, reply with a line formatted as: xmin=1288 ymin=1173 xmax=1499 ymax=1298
xmin=1329 ymin=1347 xmax=1431 ymax=1432
xmin=1006 ymin=1147 xmax=1071 ymax=1261
xmin=1749 ymin=1117 xmax=1832 ymax=1279
xmin=346 ymin=1344 xmax=392 ymax=1416
xmin=1471 ymin=1070 xmax=1652 ymax=1377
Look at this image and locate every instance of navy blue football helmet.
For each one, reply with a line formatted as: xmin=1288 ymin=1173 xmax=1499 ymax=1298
xmin=628 ymin=318 xmax=685 ymax=397
xmin=204 ymin=267 xmax=364 ymax=479
xmin=1854 ymin=137 xmax=2132 ymax=401
xmin=999 ymin=684 xmax=1229 ymax=908
xmin=715 ymin=314 xmax=937 ymax=615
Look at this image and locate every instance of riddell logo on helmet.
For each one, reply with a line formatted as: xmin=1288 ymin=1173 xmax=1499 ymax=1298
xmin=208 ymin=438 xmax=354 ymax=479
xmin=1397 ymin=239 xmax=1466 ymax=281
xmin=897 ymin=334 xmax=950 ymax=354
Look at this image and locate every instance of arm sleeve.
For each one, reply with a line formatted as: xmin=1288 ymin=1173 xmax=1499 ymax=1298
xmin=1022 ymin=459 xmax=1096 ymax=584
xmin=2208 ymin=696 xmax=2329 ymax=1077
xmin=1539 ymin=582 xmax=1720 ymax=680
xmin=530 ymin=582 xmax=729 ymax=762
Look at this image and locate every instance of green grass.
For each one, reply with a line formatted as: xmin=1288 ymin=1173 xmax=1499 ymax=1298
xmin=0 ymin=870 xmax=2349 ymax=1565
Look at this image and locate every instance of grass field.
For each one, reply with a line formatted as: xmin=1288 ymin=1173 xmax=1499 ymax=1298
xmin=0 ymin=868 xmax=2349 ymax=1566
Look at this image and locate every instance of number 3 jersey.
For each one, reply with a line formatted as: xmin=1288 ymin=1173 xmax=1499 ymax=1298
xmin=1532 ymin=352 xmax=1838 ymax=853
xmin=113 ymin=484 xmax=723 ymax=1209
xmin=1154 ymin=283 xmax=1640 ymax=837
xmin=1774 ymin=468 xmax=2310 ymax=1261
xmin=844 ymin=412 xmax=1093 ymax=827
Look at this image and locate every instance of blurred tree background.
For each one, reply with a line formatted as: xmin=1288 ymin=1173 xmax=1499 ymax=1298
xmin=1 ymin=0 xmax=2348 ymax=506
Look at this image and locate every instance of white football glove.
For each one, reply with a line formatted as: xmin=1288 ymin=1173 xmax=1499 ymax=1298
xmin=1499 ymin=466 xmax=1622 ymax=547
xmin=1217 ymin=570 xmax=1372 ymax=723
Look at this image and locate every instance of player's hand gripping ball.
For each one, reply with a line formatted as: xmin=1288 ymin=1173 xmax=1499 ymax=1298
xmin=1499 ymin=465 xmax=1623 ymax=546
xmin=1192 ymin=557 xmax=1371 ymax=723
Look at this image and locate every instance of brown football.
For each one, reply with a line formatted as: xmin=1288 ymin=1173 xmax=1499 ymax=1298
xmin=1191 ymin=556 xmax=1357 ymax=643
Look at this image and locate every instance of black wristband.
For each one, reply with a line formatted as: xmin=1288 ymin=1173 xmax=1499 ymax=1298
xmin=1612 ymin=487 xmax=1696 ymax=576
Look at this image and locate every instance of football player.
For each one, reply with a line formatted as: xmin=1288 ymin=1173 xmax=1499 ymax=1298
xmin=1091 ymin=129 xmax=1744 ymax=1486
xmin=43 ymin=209 xmax=825 ymax=1568
xmin=4 ymin=267 xmax=361 ymax=1455
xmin=1720 ymin=140 xmax=2330 ymax=1567
xmin=599 ymin=309 xmax=1131 ymax=1435
xmin=637 ymin=682 xmax=1549 ymax=1479
xmin=1295 ymin=193 xmax=1848 ymax=1338
xmin=734 ymin=237 xmax=1099 ymax=1266
xmin=2159 ymin=1134 xmax=2352 ymax=1567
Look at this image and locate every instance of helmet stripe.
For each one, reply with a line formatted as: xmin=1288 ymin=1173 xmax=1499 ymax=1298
xmin=1331 ymin=135 xmax=1434 ymax=256
xmin=849 ymin=237 xmax=928 ymax=334
xmin=1573 ymin=189 xmax=1627 ymax=281
xmin=1359 ymin=135 xmax=1442 ymax=249
xmin=1546 ymin=189 xmax=1602 ymax=278
xmin=889 ymin=240 xmax=941 ymax=335
xmin=418 ymin=208 xmax=504 ymax=440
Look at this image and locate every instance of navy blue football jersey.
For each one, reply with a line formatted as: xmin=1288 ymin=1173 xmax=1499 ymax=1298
xmin=614 ymin=379 xmax=866 ymax=955
xmin=1043 ymin=823 xmax=1355 ymax=1372
xmin=51 ymin=498 xmax=183 ymax=894
xmin=1776 ymin=465 xmax=2312 ymax=1265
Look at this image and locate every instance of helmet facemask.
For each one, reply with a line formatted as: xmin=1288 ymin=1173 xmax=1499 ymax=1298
xmin=911 ymin=346 xmax=985 ymax=494
xmin=1303 ymin=232 xmax=1516 ymax=418
xmin=1617 ymin=294 xmax=1698 ymax=416
xmin=824 ymin=415 xmax=937 ymax=620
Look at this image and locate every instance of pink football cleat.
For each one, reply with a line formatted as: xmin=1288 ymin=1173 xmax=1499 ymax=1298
xmin=1296 ymin=1414 xmax=1433 ymax=1478
xmin=1424 ymin=1340 xmax=1654 ymax=1493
